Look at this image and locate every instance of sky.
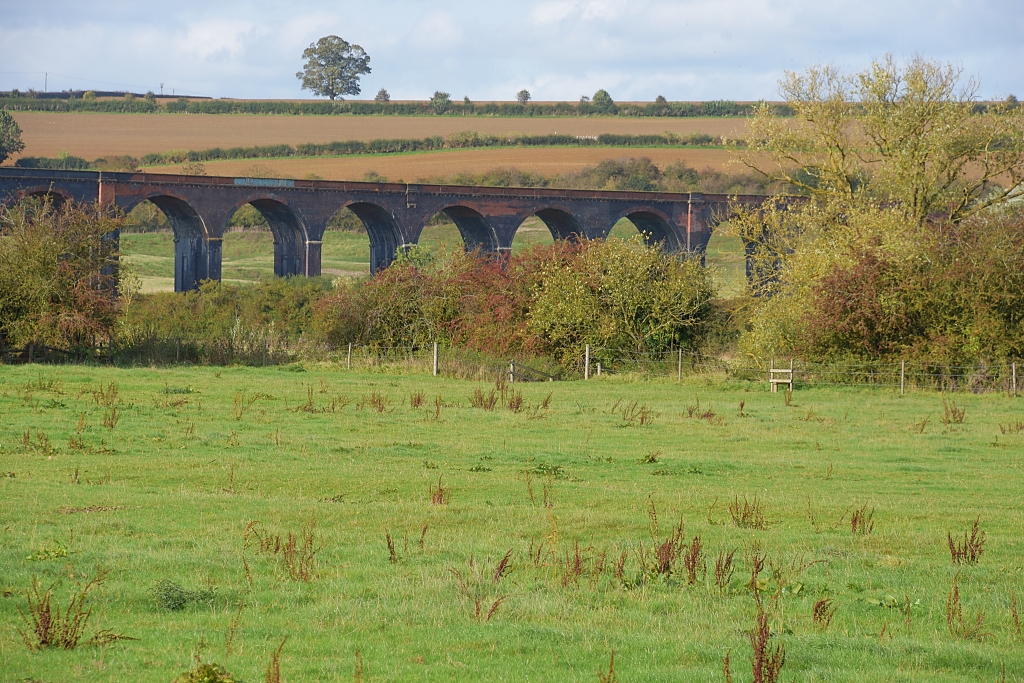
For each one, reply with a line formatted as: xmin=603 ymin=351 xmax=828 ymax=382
xmin=1 ymin=0 xmax=1022 ymax=102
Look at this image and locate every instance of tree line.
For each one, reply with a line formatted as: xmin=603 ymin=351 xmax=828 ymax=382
xmin=0 ymin=94 xmax=786 ymax=118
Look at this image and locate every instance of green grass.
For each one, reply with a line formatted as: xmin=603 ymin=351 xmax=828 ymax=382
xmin=2 ymin=364 xmax=1022 ymax=682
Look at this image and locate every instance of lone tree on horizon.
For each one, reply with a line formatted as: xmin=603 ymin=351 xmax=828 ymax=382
xmin=517 ymin=89 xmax=531 ymax=105
xmin=296 ymin=36 xmax=371 ymax=101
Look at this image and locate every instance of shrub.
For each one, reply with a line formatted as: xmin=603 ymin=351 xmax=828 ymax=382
xmin=172 ymin=662 xmax=243 ymax=683
xmin=0 ymin=197 xmax=122 ymax=350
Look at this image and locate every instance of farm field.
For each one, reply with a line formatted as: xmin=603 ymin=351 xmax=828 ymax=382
xmin=6 ymin=112 xmax=749 ymax=161
xmin=120 ymin=221 xmax=746 ymax=294
xmin=1 ymin=364 xmax=1022 ymax=682
xmin=142 ymin=146 xmax=735 ymax=182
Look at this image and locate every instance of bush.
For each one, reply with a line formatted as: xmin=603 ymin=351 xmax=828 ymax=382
xmin=0 ymin=197 xmax=122 ymax=350
xmin=313 ymin=239 xmax=716 ymax=367
xmin=153 ymin=579 xmax=216 ymax=611
xmin=173 ymin=662 xmax=242 ymax=683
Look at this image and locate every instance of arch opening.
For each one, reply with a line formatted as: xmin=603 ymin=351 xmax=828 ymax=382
xmin=616 ymin=211 xmax=677 ymax=251
xmin=533 ymin=208 xmax=585 ymax=242
xmin=417 ymin=210 xmax=465 ymax=261
xmin=346 ymin=202 xmax=404 ymax=273
xmin=434 ymin=206 xmax=498 ymax=253
xmin=122 ymin=199 xmax=176 ymax=293
xmin=244 ymin=199 xmax=307 ymax=278
xmin=218 ymin=204 xmax=276 ymax=285
xmin=320 ymin=206 xmax=371 ymax=278
xmin=125 ymin=195 xmax=209 ymax=292
xmin=22 ymin=189 xmax=71 ymax=208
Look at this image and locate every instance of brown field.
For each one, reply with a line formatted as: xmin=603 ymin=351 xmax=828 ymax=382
xmin=7 ymin=112 xmax=749 ymax=160
xmin=144 ymin=147 xmax=736 ymax=181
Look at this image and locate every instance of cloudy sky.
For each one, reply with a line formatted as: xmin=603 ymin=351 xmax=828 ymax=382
xmin=1 ymin=0 xmax=1021 ymax=102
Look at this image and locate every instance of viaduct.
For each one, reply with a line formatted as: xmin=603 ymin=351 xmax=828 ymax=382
xmin=0 ymin=168 xmax=768 ymax=292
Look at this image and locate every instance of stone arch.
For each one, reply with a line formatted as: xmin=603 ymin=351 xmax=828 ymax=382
xmin=345 ymin=201 xmax=405 ymax=273
xmin=228 ymin=196 xmax=309 ymax=277
xmin=16 ymin=185 xmax=74 ymax=206
xmin=518 ymin=207 xmax=587 ymax=242
xmin=610 ymin=207 xmax=680 ymax=251
xmin=433 ymin=205 xmax=498 ymax=253
xmin=125 ymin=193 xmax=211 ymax=292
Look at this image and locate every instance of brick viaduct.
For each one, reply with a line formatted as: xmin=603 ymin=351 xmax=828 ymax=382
xmin=0 ymin=168 xmax=768 ymax=292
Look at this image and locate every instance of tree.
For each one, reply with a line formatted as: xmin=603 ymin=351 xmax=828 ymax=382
xmin=738 ymin=55 xmax=1024 ymax=227
xmin=430 ymin=91 xmax=451 ymax=114
xmin=374 ymin=88 xmax=390 ymax=103
xmin=655 ymin=95 xmax=667 ymax=104
xmin=0 ymin=109 xmax=25 ymax=164
xmin=516 ymin=89 xmax=531 ymax=105
xmin=591 ymin=89 xmax=616 ymax=113
xmin=296 ymin=36 xmax=371 ymax=101
xmin=732 ymin=56 xmax=1024 ymax=362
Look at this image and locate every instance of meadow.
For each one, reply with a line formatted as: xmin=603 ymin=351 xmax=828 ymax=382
xmin=1 ymin=363 xmax=1022 ymax=683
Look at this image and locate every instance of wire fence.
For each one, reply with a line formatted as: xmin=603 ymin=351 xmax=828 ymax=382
xmin=1 ymin=339 xmax=1020 ymax=396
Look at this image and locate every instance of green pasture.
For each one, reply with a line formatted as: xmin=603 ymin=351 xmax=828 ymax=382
xmin=120 ymin=220 xmax=746 ymax=295
xmin=1 ymin=364 xmax=1022 ymax=682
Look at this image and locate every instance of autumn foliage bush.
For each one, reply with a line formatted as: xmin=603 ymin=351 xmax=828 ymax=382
xmin=0 ymin=197 xmax=122 ymax=350
xmin=798 ymin=211 xmax=1024 ymax=364
xmin=313 ymin=238 xmax=715 ymax=365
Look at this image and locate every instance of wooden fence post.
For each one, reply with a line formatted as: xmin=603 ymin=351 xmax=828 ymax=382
xmin=900 ymin=360 xmax=905 ymax=395
xmin=433 ymin=342 xmax=438 ymax=377
xmin=509 ymin=360 xmax=515 ymax=384
xmin=347 ymin=343 xmax=352 ymax=371
xmin=584 ymin=345 xmax=590 ymax=380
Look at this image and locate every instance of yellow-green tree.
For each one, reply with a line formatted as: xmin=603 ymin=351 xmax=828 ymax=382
xmin=731 ymin=56 xmax=1024 ymax=362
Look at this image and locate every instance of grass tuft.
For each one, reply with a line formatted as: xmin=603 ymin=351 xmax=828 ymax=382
xmin=948 ymin=517 xmax=985 ymax=565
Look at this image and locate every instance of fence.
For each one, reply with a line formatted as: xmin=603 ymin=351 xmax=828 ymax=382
xmin=1 ymin=339 xmax=1019 ymax=396
xmin=582 ymin=346 xmax=1020 ymax=395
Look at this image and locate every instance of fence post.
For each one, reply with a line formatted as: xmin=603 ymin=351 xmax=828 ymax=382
xmin=597 ymin=362 xmax=602 ymax=377
xmin=585 ymin=345 xmax=590 ymax=380
xmin=347 ymin=343 xmax=352 ymax=371
xmin=900 ymin=360 xmax=905 ymax=395
xmin=678 ymin=349 xmax=682 ymax=382
xmin=433 ymin=342 xmax=438 ymax=377
xmin=509 ymin=360 xmax=515 ymax=384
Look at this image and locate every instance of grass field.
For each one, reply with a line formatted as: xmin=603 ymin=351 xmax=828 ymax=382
xmin=121 ymin=221 xmax=746 ymax=294
xmin=1 ymin=363 xmax=1022 ymax=682
xmin=6 ymin=112 xmax=749 ymax=161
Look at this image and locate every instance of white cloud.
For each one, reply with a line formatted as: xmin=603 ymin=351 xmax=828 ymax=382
xmin=0 ymin=1 xmax=1021 ymax=101
xmin=180 ymin=19 xmax=264 ymax=60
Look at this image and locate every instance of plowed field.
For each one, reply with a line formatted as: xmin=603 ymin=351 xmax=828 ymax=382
xmin=7 ymin=111 xmax=748 ymax=160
